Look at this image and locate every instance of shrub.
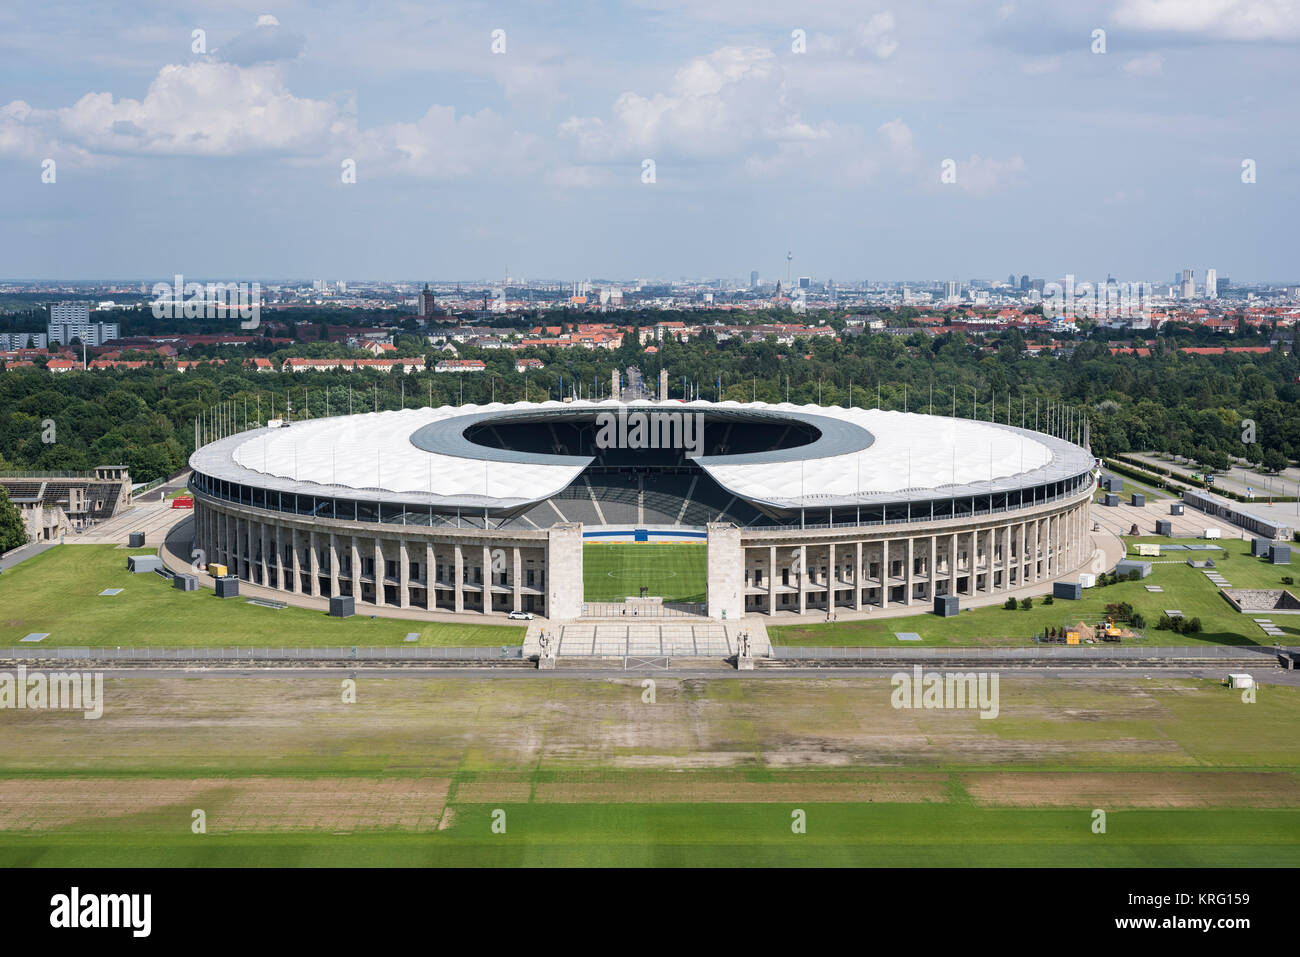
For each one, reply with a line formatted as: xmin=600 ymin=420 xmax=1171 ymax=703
xmin=1105 ymin=601 xmax=1134 ymax=622
xmin=1020 ymin=597 xmax=1033 ymax=611
xmin=1156 ymin=614 xmax=1174 ymax=631
xmin=1282 ymin=576 xmax=1294 ymax=586
xmin=1128 ymin=569 xmax=1141 ymax=581
xmin=1003 ymin=597 xmax=1018 ymax=610
xmin=1185 ymin=616 xmax=1202 ymax=634
xmin=1131 ymin=612 xmax=1146 ymax=630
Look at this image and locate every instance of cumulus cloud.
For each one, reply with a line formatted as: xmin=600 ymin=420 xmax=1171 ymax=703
xmin=560 ymin=46 xmax=828 ymax=163
xmin=1112 ymin=0 xmax=1300 ymax=41
xmin=7 ymin=61 xmax=342 ymax=158
xmin=0 ymin=56 xmax=538 ymax=183
xmin=216 ymin=16 xmax=307 ymax=66
xmin=1022 ymin=55 xmax=1062 ymax=74
xmin=1122 ymin=51 xmax=1165 ymax=74
xmin=350 ymin=104 xmax=542 ymax=181
xmin=855 ymin=13 xmax=900 ymax=58
xmin=948 ymin=154 xmax=1027 ymax=194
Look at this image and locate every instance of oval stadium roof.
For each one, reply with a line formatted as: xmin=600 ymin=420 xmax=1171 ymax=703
xmin=188 ymin=400 xmax=1093 ymax=510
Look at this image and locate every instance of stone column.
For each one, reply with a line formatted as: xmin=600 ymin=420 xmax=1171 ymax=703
xmin=426 ymin=542 xmax=436 ymax=610
xmin=769 ymin=545 xmax=778 ymax=615
xmin=374 ymin=538 xmax=386 ymax=606
xmin=927 ymin=535 xmax=937 ymax=600
xmin=482 ymin=544 xmax=493 ymax=614
xmin=290 ymin=527 xmax=301 ymax=593
xmin=350 ymin=535 xmax=361 ymax=600
xmin=546 ymin=523 xmax=584 ymax=619
xmin=706 ymin=524 xmax=743 ymax=621
xmin=826 ymin=542 xmax=836 ymax=613
xmin=260 ymin=522 xmax=271 ymax=588
xmin=328 ymin=533 xmax=339 ymax=598
xmin=399 ymin=539 xmax=410 ymax=609
xmin=881 ymin=539 xmax=890 ymax=609
xmin=512 ymin=546 xmax=522 ymax=612
xmin=905 ymin=536 xmax=914 ymax=605
xmin=854 ymin=542 xmax=863 ymax=610
xmin=308 ymin=530 xmax=320 ymax=597
xmin=453 ymin=543 xmax=464 ymax=613
xmin=948 ymin=532 xmax=958 ymax=596
xmin=790 ymin=546 xmax=800 ymax=613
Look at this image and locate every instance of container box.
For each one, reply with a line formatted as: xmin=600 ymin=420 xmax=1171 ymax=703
xmin=933 ymin=595 xmax=959 ymax=617
xmin=1115 ymin=559 xmax=1152 ymax=579
xmin=1053 ymin=581 xmax=1082 ymax=600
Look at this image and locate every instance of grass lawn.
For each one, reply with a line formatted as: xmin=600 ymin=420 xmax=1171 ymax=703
xmin=0 ymin=545 xmax=524 ymax=648
xmin=771 ymin=536 xmax=1299 ymax=647
xmin=583 ymin=542 xmax=707 ymax=602
xmin=5 ymin=805 xmax=1297 ymax=866
xmin=0 ymin=674 xmax=1296 ymax=866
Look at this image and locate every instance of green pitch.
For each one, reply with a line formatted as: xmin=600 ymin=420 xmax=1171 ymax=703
xmin=582 ymin=542 xmax=706 ymax=602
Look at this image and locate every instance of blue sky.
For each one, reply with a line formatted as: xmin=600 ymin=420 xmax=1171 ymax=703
xmin=1 ymin=0 xmax=1296 ymax=282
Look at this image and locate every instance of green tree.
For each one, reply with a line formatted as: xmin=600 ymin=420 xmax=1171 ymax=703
xmin=0 ymin=486 xmax=27 ymax=553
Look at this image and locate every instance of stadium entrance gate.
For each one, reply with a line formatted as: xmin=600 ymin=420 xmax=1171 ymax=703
xmin=581 ymin=598 xmax=707 ymax=618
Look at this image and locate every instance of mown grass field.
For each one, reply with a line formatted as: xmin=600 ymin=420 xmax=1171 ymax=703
xmin=771 ymin=536 xmax=1299 ymax=647
xmin=0 ymin=545 xmax=523 ymax=648
xmin=583 ymin=542 xmax=707 ymax=602
xmin=0 ymin=674 xmax=1296 ymax=866
xmin=4 ymin=806 xmax=1296 ymax=867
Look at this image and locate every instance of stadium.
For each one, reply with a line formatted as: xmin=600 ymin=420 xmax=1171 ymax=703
xmin=187 ymin=400 xmax=1097 ymax=621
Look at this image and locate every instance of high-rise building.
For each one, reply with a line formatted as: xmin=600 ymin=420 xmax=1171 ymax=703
xmin=48 ymin=321 xmax=119 ymax=347
xmin=50 ymin=301 xmax=91 ymax=325
xmin=750 ymin=270 xmax=759 ymax=289
xmin=417 ymin=284 xmax=437 ymax=317
xmin=1206 ymin=268 xmax=1218 ymax=298
xmin=1020 ymin=274 xmax=1030 ymax=291
xmin=945 ymin=280 xmax=959 ymax=301
xmin=798 ymin=276 xmax=811 ymax=290
xmin=47 ymin=302 xmax=119 ymax=346
xmin=1008 ymin=273 xmax=1016 ymax=286
xmin=1182 ymin=268 xmax=1195 ymax=299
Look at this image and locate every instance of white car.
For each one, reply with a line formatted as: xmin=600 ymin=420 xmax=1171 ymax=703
xmin=507 ymin=610 xmax=534 ymax=620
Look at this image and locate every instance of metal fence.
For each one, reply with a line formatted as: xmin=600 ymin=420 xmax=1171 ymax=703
xmin=771 ymin=644 xmax=1290 ymax=660
xmin=0 ymin=646 xmax=525 ymax=661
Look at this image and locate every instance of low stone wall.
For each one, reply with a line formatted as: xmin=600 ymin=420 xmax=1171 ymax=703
xmin=1221 ymin=588 xmax=1300 ymax=614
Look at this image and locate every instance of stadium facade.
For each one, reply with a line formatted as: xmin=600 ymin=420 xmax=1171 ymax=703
xmin=188 ymin=400 xmax=1096 ymax=620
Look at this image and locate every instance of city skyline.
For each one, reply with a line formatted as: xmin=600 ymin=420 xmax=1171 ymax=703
xmin=1 ymin=1 xmax=1296 ymax=280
